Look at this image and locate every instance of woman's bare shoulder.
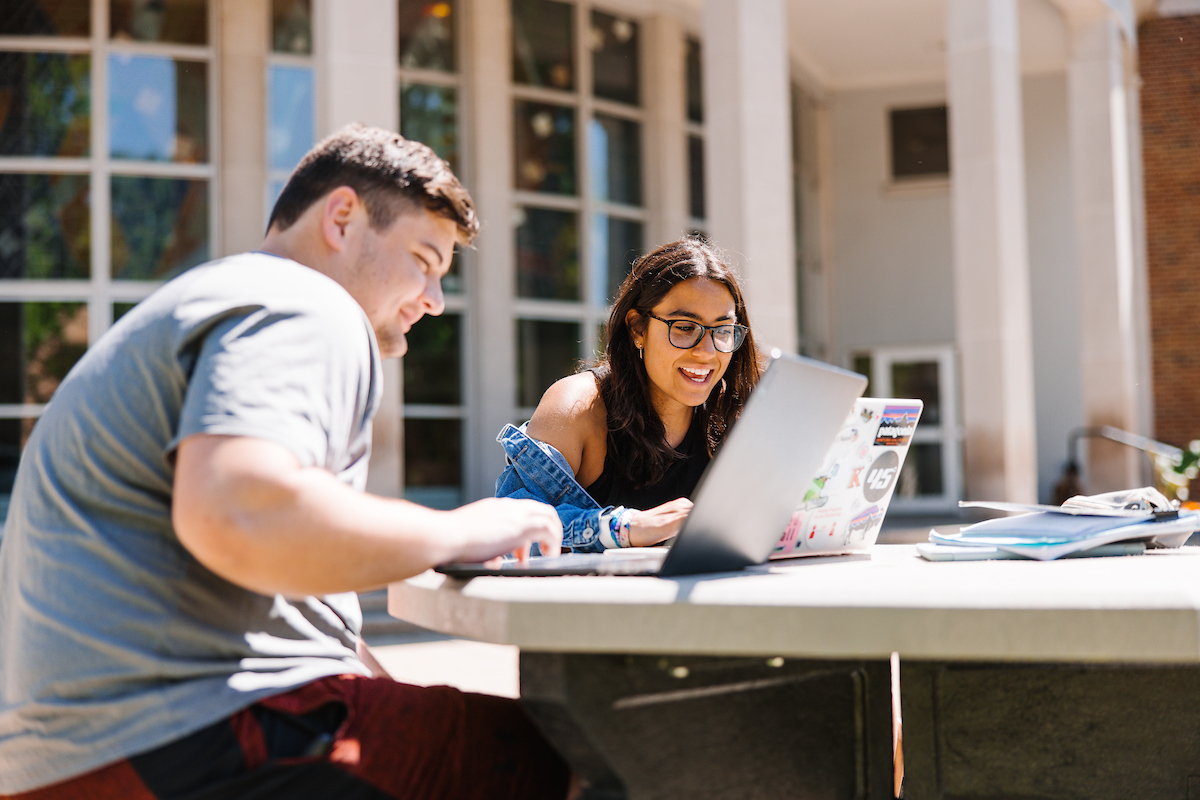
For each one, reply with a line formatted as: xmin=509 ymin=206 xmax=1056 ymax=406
xmin=525 ymin=373 xmax=607 ymax=475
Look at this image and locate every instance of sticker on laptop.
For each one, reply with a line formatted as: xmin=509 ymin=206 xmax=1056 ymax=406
xmin=863 ymin=450 xmax=900 ymax=502
xmin=874 ymin=404 xmax=920 ymax=447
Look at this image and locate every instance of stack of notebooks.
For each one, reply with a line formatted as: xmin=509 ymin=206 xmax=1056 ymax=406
xmin=918 ymin=488 xmax=1200 ymax=561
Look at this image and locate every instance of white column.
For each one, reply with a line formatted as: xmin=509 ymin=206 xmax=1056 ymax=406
xmin=946 ymin=0 xmax=1039 ymax=503
xmin=218 ymin=0 xmax=268 ymax=256
xmin=642 ymin=14 xmax=689 ymax=247
xmin=464 ymin=0 xmax=517 ymax=499
xmin=314 ymin=0 xmax=403 ymax=497
xmin=1065 ymin=10 xmax=1152 ymax=492
xmin=702 ymin=0 xmax=796 ymax=353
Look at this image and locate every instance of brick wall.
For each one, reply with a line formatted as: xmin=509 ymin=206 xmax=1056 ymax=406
xmin=1141 ymin=15 xmax=1200 ymax=447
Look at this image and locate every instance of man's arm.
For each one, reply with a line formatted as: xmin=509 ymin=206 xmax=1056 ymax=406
xmin=172 ymin=434 xmax=562 ymax=597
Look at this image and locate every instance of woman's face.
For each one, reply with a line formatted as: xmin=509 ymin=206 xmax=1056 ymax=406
xmin=629 ymin=277 xmax=738 ymax=420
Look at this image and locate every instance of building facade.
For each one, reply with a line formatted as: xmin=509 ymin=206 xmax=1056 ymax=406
xmin=0 ymin=0 xmax=1168 ymax=527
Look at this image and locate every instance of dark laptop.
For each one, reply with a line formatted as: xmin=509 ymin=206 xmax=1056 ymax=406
xmin=436 ymin=352 xmax=867 ymax=578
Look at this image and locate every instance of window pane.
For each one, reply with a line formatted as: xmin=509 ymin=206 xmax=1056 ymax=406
xmin=268 ymin=65 xmax=314 ymax=171
xmin=271 ymin=0 xmax=311 ymax=54
xmin=0 ymin=417 xmax=20 ymax=524
xmin=514 ymin=101 xmax=575 ymax=195
xmin=686 ymin=38 xmax=703 ymax=124
xmin=109 ymin=55 xmax=208 ymax=163
xmin=2 ymin=0 xmax=91 ymax=36
xmin=589 ymin=114 xmax=640 ymax=206
xmin=896 ymin=442 xmax=944 ymax=498
xmin=0 ymin=173 xmax=90 ymax=279
xmin=591 ymin=11 xmax=638 ymax=106
xmin=517 ymin=318 xmax=580 ymax=407
xmin=403 ymin=313 xmax=461 ymax=405
xmin=109 ymin=0 xmax=207 ymax=45
xmin=111 ymin=176 xmax=208 ymax=280
xmin=890 ymin=106 xmax=949 ymax=179
xmin=400 ymin=83 xmax=458 ymax=172
xmin=890 ymin=360 xmax=940 ymax=426
xmin=403 ymin=418 xmax=462 ymax=510
xmin=515 ymin=207 xmax=578 ymax=301
xmin=591 ymin=214 xmax=642 ymax=305
xmin=0 ymin=52 xmax=90 ymax=158
xmin=398 ymin=0 xmax=455 ymax=72
xmin=688 ymin=134 xmax=705 ymax=220
xmin=512 ymin=0 xmax=573 ymax=91
xmin=113 ymin=301 xmax=138 ymax=321
xmin=0 ymin=301 xmax=88 ymax=405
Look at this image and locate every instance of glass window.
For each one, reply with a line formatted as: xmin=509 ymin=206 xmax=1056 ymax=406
xmin=109 ymin=55 xmax=208 ymax=163
xmin=512 ymin=0 xmax=573 ymax=91
xmin=890 ymin=106 xmax=949 ymax=179
xmin=109 ymin=0 xmax=207 ymax=45
xmin=688 ymin=134 xmax=705 ymax=221
xmin=268 ymin=65 xmax=314 ymax=172
xmin=897 ymin=443 xmax=944 ymax=498
xmin=110 ymin=177 xmax=209 ymax=280
xmin=0 ymin=173 xmax=90 ymax=280
xmin=398 ymin=0 xmax=455 ymax=72
xmin=686 ymin=38 xmax=703 ymax=124
xmin=589 ymin=114 xmax=641 ymax=206
xmin=403 ymin=418 xmax=462 ymax=509
xmin=516 ymin=207 xmax=579 ymax=301
xmin=2 ymin=0 xmax=91 ymax=37
xmin=517 ymin=318 xmax=580 ymax=407
xmin=891 ymin=360 xmax=941 ymax=426
xmin=271 ymin=0 xmax=311 ymax=54
xmin=591 ymin=214 xmax=641 ymax=304
xmin=591 ymin=11 xmax=638 ymax=106
xmin=400 ymin=83 xmax=458 ymax=171
xmin=0 ymin=301 xmax=88 ymax=405
xmin=0 ymin=52 xmax=90 ymax=158
xmin=403 ymin=313 xmax=461 ymax=406
xmin=515 ymin=101 xmax=576 ymax=195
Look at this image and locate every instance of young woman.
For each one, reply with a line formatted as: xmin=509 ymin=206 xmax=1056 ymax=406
xmin=496 ymin=237 xmax=763 ymax=551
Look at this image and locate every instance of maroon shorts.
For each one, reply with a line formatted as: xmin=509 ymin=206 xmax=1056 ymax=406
xmin=3 ymin=675 xmax=570 ymax=800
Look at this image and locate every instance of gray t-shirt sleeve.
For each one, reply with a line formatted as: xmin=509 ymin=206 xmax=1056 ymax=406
xmin=171 ymin=304 xmax=370 ymax=472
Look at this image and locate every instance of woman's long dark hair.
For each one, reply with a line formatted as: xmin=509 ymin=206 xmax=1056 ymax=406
xmin=590 ymin=236 xmax=763 ymax=488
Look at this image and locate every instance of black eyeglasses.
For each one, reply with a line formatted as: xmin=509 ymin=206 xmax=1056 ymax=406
xmin=646 ymin=313 xmax=748 ymax=353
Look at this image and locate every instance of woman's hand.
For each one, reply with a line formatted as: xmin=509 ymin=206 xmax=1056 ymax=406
xmin=629 ymin=498 xmax=693 ymax=546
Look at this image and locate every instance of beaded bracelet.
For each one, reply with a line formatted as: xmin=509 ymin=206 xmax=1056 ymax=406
xmin=606 ymin=507 xmax=633 ymax=548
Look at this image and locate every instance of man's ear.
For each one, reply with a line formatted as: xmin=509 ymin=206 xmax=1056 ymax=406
xmin=320 ymin=186 xmax=361 ymax=253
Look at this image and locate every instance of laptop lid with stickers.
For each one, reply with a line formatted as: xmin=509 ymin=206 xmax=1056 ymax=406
xmin=770 ymin=398 xmax=923 ymax=559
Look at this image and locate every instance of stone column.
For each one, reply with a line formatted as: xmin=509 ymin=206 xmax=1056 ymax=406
xmin=464 ymin=0 xmax=517 ymax=498
xmin=1065 ymin=9 xmax=1153 ymax=492
xmin=313 ymin=0 xmax=403 ymax=497
xmin=642 ymin=14 xmax=689 ymax=247
xmin=946 ymin=0 xmax=1039 ymax=502
xmin=218 ymin=0 xmax=268 ymax=256
xmin=702 ymin=0 xmax=796 ymax=353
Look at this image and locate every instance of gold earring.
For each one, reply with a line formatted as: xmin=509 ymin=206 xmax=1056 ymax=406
xmin=637 ymin=342 xmax=644 ymax=360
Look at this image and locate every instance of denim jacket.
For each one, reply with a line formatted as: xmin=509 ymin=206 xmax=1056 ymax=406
xmin=494 ymin=423 xmax=628 ymax=553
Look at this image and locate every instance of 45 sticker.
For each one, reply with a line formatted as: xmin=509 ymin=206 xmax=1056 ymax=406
xmin=863 ymin=450 xmax=900 ymax=502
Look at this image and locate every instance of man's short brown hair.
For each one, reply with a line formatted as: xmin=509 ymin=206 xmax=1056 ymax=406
xmin=267 ymin=124 xmax=479 ymax=245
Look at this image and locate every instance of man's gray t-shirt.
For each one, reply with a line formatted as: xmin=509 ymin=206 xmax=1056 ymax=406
xmin=0 ymin=253 xmax=381 ymax=793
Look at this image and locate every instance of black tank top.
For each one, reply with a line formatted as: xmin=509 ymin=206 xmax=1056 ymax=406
xmin=584 ymin=414 xmax=710 ymax=509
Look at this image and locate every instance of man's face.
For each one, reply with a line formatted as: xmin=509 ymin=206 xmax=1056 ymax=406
xmin=352 ymin=207 xmax=457 ymax=358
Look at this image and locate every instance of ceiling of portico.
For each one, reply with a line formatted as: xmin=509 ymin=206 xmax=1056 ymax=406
xmin=661 ymin=0 xmax=1158 ymax=93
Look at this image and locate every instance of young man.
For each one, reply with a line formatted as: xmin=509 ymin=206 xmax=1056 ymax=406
xmin=0 ymin=125 xmax=571 ymax=799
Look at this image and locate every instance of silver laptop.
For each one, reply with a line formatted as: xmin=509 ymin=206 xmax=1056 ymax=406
xmin=435 ymin=351 xmax=867 ymax=578
xmin=770 ymin=397 xmax=923 ymax=559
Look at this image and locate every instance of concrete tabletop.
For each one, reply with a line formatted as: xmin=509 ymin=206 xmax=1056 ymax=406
xmin=388 ymin=544 xmax=1200 ymax=664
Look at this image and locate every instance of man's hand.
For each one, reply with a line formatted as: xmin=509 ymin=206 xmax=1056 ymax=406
xmin=442 ymin=497 xmax=563 ymax=563
xmin=629 ymin=498 xmax=692 ymax=547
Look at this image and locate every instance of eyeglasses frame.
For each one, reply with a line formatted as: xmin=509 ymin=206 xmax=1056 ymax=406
xmin=644 ymin=312 xmax=748 ymax=353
